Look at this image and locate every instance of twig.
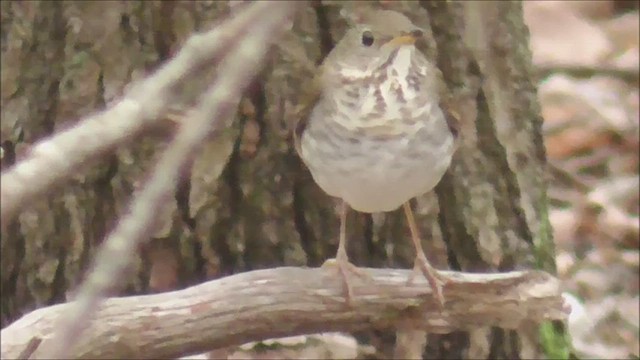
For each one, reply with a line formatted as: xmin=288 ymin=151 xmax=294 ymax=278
xmin=535 ymin=64 xmax=640 ymax=84
xmin=16 ymin=337 xmax=42 ymax=360
xmin=547 ymin=160 xmax=592 ymax=193
xmin=33 ymin=2 xmax=302 ymax=358
xmin=1 ymin=267 xmax=566 ymax=359
xmin=0 ymin=2 xmax=296 ymax=225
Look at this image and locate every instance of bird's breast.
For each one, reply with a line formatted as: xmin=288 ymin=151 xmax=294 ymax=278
xmin=300 ymin=100 xmax=454 ymax=212
xmin=332 ymin=48 xmax=432 ymax=136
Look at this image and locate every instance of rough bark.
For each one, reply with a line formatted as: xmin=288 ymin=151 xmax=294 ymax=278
xmin=1 ymin=1 xmax=557 ymax=359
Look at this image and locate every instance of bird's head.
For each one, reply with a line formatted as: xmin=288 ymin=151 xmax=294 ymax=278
xmin=323 ymin=9 xmax=424 ymax=81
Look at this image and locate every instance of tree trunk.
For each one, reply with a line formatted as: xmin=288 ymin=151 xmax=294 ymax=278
xmin=1 ymin=1 xmax=558 ymax=358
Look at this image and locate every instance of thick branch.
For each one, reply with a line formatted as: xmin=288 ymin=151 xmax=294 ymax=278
xmin=1 ymin=267 xmax=566 ymax=359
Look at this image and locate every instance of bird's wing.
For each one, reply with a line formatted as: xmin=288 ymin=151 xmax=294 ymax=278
xmin=432 ymin=66 xmax=461 ymax=142
xmin=292 ymin=72 xmax=323 ymax=158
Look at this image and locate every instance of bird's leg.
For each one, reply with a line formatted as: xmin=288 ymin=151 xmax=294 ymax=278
xmin=322 ymin=200 xmax=369 ymax=304
xmin=403 ymin=202 xmax=447 ymax=307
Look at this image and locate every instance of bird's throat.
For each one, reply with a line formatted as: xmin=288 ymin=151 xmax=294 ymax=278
xmin=335 ymin=46 xmax=416 ymax=82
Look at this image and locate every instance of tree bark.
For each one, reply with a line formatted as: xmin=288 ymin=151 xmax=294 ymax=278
xmin=1 ymin=1 xmax=559 ymax=358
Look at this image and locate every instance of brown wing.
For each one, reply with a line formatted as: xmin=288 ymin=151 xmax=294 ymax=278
xmin=432 ymin=67 xmax=461 ymax=142
xmin=440 ymin=97 xmax=461 ymax=140
xmin=292 ymin=73 xmax=323 ymax=158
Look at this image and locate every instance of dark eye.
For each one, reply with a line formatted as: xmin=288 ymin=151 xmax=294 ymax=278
xmin=361 ymin=31 xmax=374 ymax=47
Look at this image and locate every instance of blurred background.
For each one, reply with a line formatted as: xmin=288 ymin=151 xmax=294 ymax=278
xmin=524 ymin=1 xmax=638 ymax=358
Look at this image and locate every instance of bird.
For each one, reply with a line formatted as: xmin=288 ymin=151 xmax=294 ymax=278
xmin=293 ymin=8 xmax=458 ymax=306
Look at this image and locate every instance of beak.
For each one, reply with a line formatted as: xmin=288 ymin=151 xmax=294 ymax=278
xmin=386 ymin=29 xmax=423 ymax=47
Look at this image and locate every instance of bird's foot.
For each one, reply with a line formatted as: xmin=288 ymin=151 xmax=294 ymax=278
xmin=407 ymin=253 xmax=448 ymax=308
xmin=322 ymin=255 xmax=370 ymax=305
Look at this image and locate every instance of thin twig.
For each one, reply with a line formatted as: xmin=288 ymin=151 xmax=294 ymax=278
xmin=535 ymin=64 xmax=640 ymax=84
xmin=16 ymin=337 xmax=42 ymax=360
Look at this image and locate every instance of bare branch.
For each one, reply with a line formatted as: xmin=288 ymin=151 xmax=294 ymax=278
xmin=1 ymin=267 xmax=566 ymax=359
xmin=0 ymin=1 xmax=298 ymax=224
xmin=535 ymin=64 xmax=640 ymax=84
xmin=26 ymin=2 xmax=303 ymax=358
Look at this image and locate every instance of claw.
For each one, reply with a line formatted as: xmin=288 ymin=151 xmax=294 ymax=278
xmin=322 ymin=254 xmax=370 ymax=305
xmin=407 ymin=253 xmax=447 ymax=308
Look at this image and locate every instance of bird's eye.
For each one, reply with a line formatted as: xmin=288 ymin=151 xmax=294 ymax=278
xmin=361 ymin=31 xmax=374 ymax=47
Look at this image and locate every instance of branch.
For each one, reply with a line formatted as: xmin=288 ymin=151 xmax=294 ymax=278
xmin=1 ymin=267 xmax=567 ymax=359
xmin=535 ymin=64 xmax=640 ymax=84
xmin=0 ymin=1 xmax=298 ymax=224
xmin=27 ymin=2 xmax=303 ymax=358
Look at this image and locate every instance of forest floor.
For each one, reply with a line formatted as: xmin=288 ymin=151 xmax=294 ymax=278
xmin=525 ymin=2 xmax=639 ymax=359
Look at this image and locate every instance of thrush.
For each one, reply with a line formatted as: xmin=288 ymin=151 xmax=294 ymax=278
xmin=294 ymin=9 xmax=457 ymax=306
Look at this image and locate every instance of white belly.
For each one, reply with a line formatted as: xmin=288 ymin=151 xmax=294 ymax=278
xmin=301 ymin=124 xmax=454 ymax=213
